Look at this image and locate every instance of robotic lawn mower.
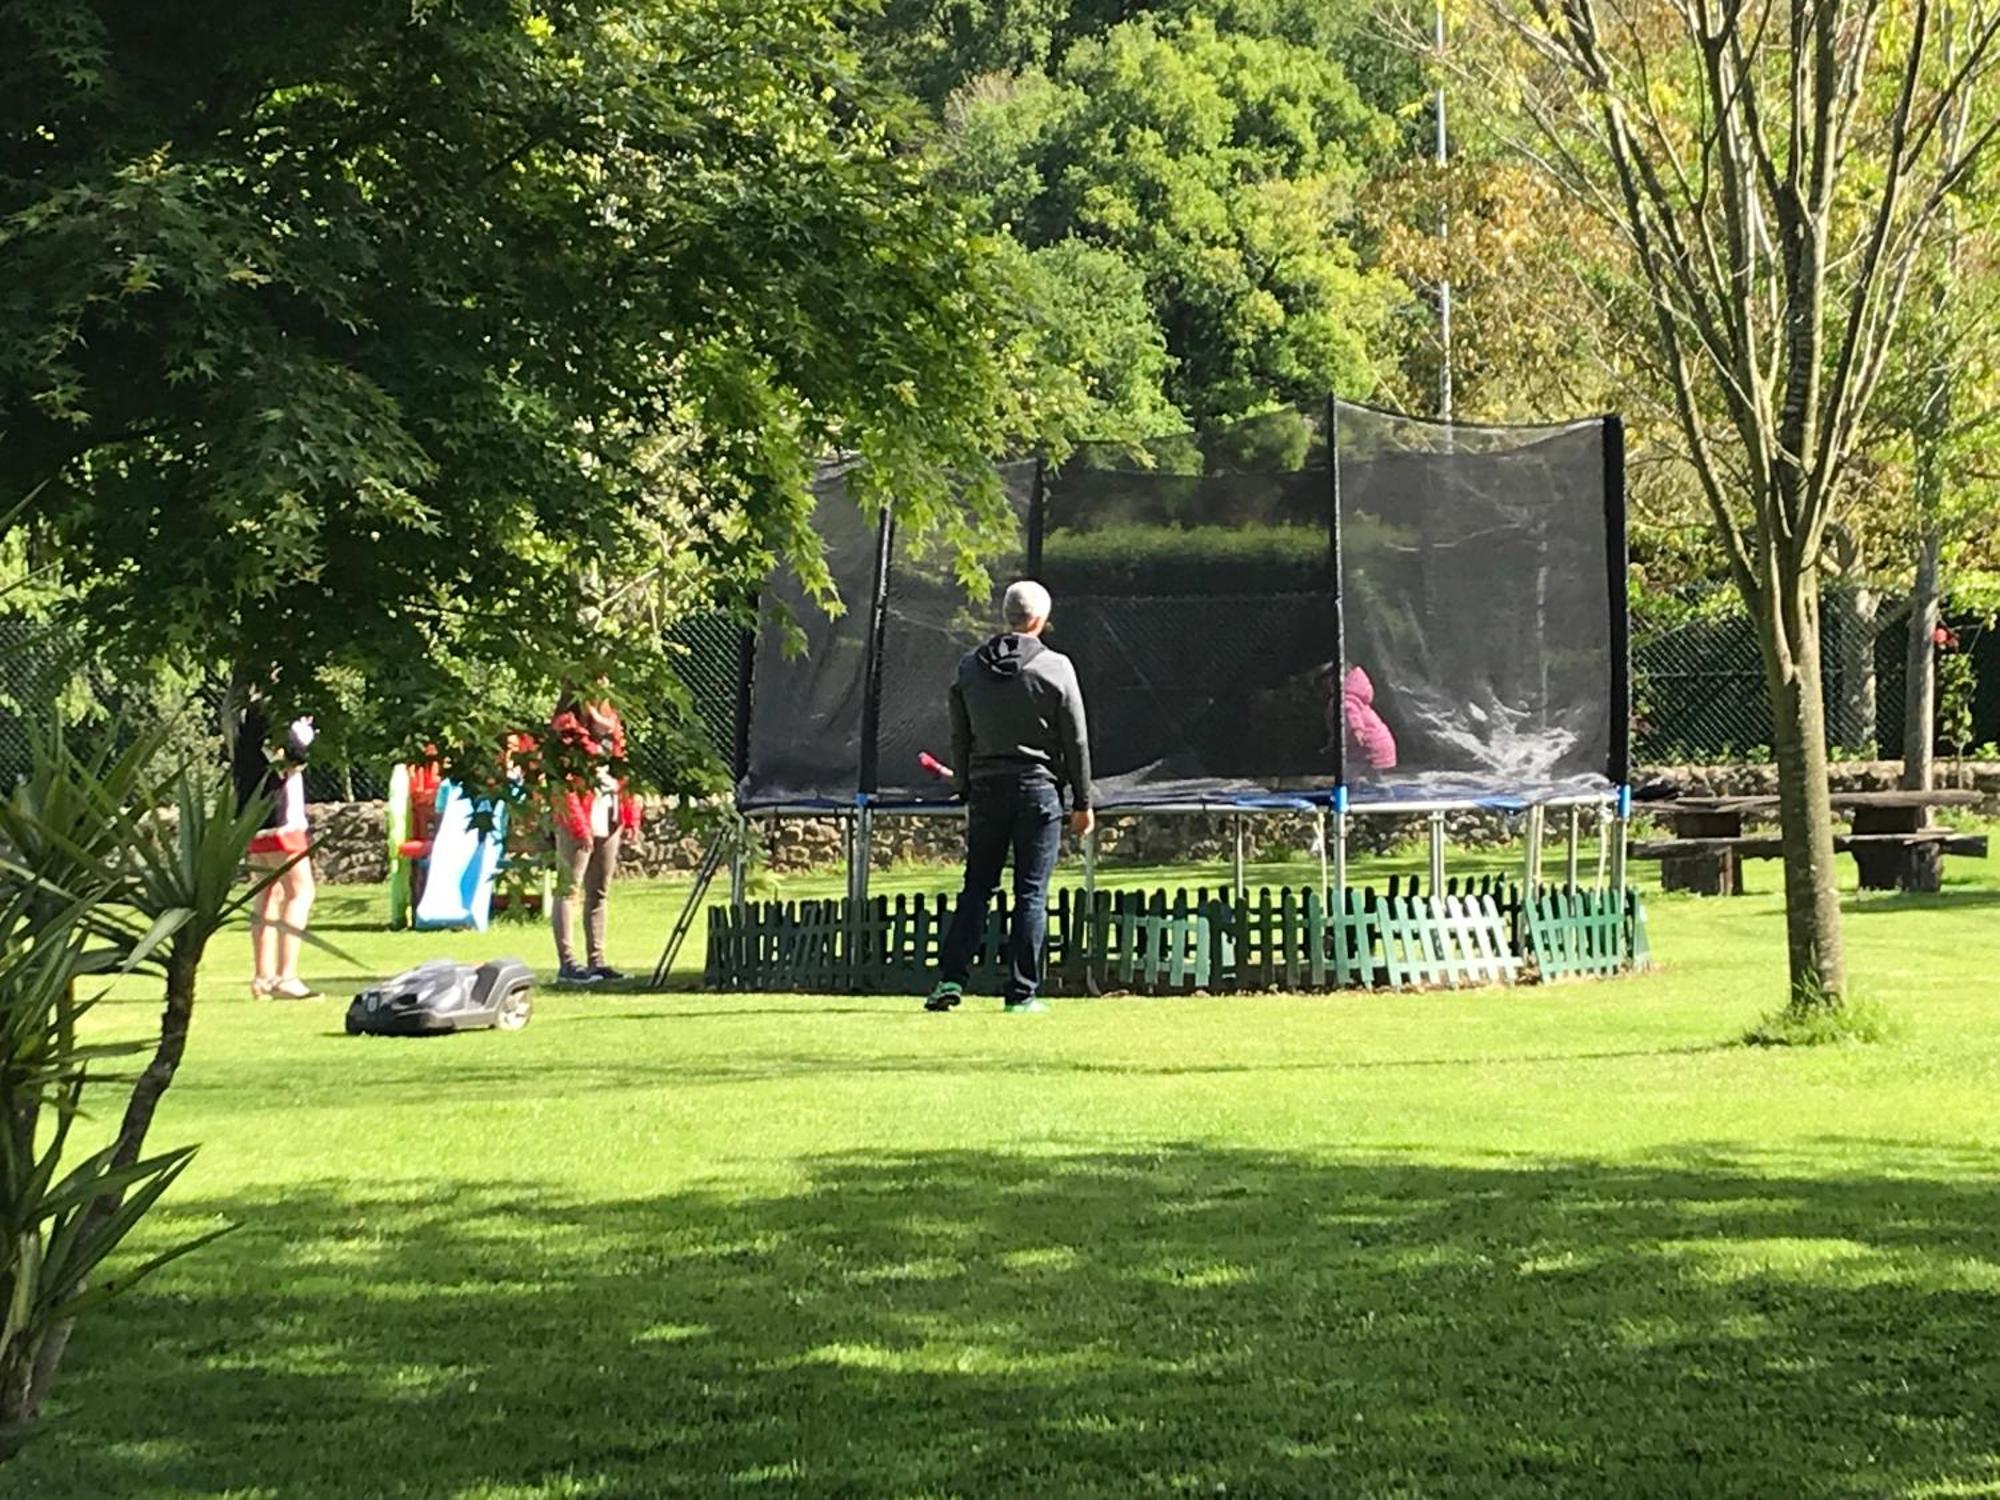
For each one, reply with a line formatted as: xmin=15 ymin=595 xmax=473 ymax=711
xmin=346 ymin=958 xmax=534 ymax=1036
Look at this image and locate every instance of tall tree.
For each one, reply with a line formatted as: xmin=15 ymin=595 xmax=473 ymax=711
xmin=1888 ymin=183 xmax=2000 ymax=787
xmin=1477 ymin=0 xmax=2000 ymax=1015
xmin=0 ymin=0 xmax=1053 ymax=773
xmin=941 ymin=13 xmax=1407 ymax=423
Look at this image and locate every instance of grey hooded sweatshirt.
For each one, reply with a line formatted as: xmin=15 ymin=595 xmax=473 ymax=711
xmin=948 ymin=633 xmax=1094 ymax=810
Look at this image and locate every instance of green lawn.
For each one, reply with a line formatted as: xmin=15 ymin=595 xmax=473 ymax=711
xmin=14 ymin=840 xmax=2000 ymax=1498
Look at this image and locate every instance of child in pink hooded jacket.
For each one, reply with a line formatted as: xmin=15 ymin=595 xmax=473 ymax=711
xmin=1326 ymin=665 xmax=1397 ymax=774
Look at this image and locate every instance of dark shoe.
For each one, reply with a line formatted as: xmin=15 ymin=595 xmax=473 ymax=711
xmin=588 ymin=965 xmax=628 ymax=984
xmin=924 ymin=981 xmax=964 ymax=1012
xmin=557 ymin=964 xmax=600 ymax=986
xmin=1003 ymin=998 xmax=1049 ymax=1015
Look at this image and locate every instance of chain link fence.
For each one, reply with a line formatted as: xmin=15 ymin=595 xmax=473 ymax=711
xmin=663 ymin=613 xmax=745 ymax=773
xmin=1633 ymin=591 xmax=1908 ymax=763
xmin=0 ymin=615 xmax=226 ymax=786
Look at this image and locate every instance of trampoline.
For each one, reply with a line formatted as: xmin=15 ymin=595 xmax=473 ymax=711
xmin=737 ymin=401 xmax=1626 ymax=817
xmin=660 ymin=399 xmax=1640 ymax=994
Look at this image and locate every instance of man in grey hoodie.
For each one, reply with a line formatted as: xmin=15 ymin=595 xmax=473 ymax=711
xmin=926 ymin=580 xmax=1094 ymax=1014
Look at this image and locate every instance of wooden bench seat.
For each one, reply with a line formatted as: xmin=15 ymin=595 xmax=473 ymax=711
xmin=1633 ymin=831 xmax=1989 ymax=858
xmin=1631 ymin=830 xmax=1988 ymax=894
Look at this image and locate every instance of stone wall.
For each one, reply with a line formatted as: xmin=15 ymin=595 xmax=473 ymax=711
xmin=302 ymin=760 xmax=2000 ymax=883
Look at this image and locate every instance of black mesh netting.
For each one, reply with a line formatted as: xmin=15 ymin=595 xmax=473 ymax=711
xmin=735 ymin=402 xmax=1625 ymax=810
xmin=739 ymin=461 xmax=880 ymax=804
xmin=872 ymin=461 xmax=1036 ymax=803
xmin=1038 ymin=408 xmax=1336 ymax=804
xmin=1336 ymin=405 xmax=1616 ymax=803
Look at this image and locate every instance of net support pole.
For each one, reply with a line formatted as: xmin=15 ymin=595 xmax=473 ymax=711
xmin=1427 ymin=810 xmax=1446 ymax=898
xmin=1232 ymin=814 xmax=1246 ymax=902
xmin=1565 ymin=806 xmax=1582 ymax=890
xmin=1522 ymin=804 xmax=1546 ymax=891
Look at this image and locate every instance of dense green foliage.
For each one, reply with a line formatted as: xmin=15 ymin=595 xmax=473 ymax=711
xmin=0 ymin=0 xmax=1058 ymax=774
xmin=8 ymin=845 xmax=2000 ymax=1494
xmin=935 ymin=11 xmax=1408 ymax=425
xmin=0 ymin=0 xmax=1992 ymax=788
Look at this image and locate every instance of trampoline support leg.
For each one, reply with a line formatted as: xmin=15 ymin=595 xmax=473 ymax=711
xmin=1232 ymin=814 xmax=1246 ymax=902
xmin=1596 ymin=806 xmax=1610 ymax=889
xmin=728 ymin=817 xmax=747 ymax=910
xmin=1332 ymin=809 xmax=1349 ymax=910
xmin=1610 ymin=808 xmax=1630 ymax=899
xmin=1427 ymin=810 xmax=1446 ymax=898
xmin=1082 ymin=824 xmax=1100 ymax=986
xmin=1565 ymin=806 xmax=1581 ymax=890
xmin=1318 ymin=808 xmax=1332 ymax=913
xmin=849 ymin=807 xmax=875 ymax=910
xmin=1522 ymin=805 xmax=1546 ymax=891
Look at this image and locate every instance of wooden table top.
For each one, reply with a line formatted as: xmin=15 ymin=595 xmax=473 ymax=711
xmin=1666 ymin=788 xmax=1984 ymax=814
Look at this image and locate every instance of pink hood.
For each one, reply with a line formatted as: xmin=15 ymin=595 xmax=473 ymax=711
xmin=1341 ymin=666 xmax=1397 ymax=772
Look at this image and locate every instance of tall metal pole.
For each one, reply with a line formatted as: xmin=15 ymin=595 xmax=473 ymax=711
xmin=1435 ymin=0 xmax=1453 ymax=422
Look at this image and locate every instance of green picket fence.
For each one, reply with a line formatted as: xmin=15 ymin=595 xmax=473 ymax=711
xmin=705 ymin=880 xmax=1648 ymax=995
xmin=1522 ymin=886 xmax=1651 ymax=980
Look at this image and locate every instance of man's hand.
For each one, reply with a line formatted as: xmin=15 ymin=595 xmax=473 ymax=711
xmin=1069 ymin=808 xmax=1096 ymax=838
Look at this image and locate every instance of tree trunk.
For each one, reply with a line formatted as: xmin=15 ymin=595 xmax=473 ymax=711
xmin=22 ymin=943 xmax=203 ymax=1425
xmin=1901 ymin=530 xmax=1943 ymax=790
xmin=1762 ymin=568 xmax=1848 ymax=1010
xmin=1834 ymin=586 xmax=1880 ymax=755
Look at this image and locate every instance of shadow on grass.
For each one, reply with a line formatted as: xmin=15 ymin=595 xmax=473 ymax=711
xmin=1844 ymin=887 xmax=2000 ymax=915
xmin=198 ymin=1042 xmax=1736 ymax=1103
xmin=21 ymin=1145 xmax=2000 ymax=1498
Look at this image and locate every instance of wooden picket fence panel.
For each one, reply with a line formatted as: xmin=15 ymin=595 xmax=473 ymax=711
xmin=705 ymin=879 xmax=1645 ymax=994
xmin=1523 ymin=886 xmax=1650 ymax=980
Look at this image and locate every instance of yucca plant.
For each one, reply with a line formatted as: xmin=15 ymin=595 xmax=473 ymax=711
xmin=0 ymin=729 xmax=273 ymax=1459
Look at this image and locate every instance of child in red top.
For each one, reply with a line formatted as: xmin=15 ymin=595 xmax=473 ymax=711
xmin=548 ymin=691 xmax=641 ymax=985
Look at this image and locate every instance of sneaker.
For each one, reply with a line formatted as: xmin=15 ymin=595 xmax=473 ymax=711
xmin=556 ymin=964 xmax=600 ymax=986
xmin=587 ymin=965 xmax=628 ymax=984
xmin=1002 ymin=998 xmax=1050 ymax=1015
xmin=923 ymin=981 xmax=963 ymax=1013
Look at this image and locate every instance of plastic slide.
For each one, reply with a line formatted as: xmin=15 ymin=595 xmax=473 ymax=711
xmin=413 ymin=781 xmax=510 ymax=933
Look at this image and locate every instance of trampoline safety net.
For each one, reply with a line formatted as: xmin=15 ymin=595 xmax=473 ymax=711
xmin=735 ymin=401 xmax=1625 ymax=812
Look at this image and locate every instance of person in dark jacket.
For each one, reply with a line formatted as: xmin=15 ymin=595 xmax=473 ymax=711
xmin=926 ymin=580 xmax=1094 ymax=1015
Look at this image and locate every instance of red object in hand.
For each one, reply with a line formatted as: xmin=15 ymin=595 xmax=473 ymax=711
xmin=917 ymin=751 xmax=954 ymax=781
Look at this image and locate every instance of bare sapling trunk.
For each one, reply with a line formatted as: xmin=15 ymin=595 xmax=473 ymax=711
xmin=1836 ymin=587 xmax=1880 ymax=753
xmin=1902 ymin=529 xmax=1943 ymax=789
xmin=1763 ymin=567 xmax=1849 ymax=1006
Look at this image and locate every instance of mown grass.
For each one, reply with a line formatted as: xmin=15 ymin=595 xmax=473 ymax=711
xmin=13 ymin=837 xmax=2000 ymax=1498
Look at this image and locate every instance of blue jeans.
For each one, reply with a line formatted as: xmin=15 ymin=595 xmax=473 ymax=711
xmin=940 ymin=776 xmax=1064 ymax=1003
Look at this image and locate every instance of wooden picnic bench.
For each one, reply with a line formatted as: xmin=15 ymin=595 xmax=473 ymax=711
xmin=1630 ymin=789 xmax=1988 ymax=895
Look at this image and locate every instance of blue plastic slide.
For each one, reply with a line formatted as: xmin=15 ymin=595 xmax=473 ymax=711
xmin=413 ymin=781 xmax=510 ymax=933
